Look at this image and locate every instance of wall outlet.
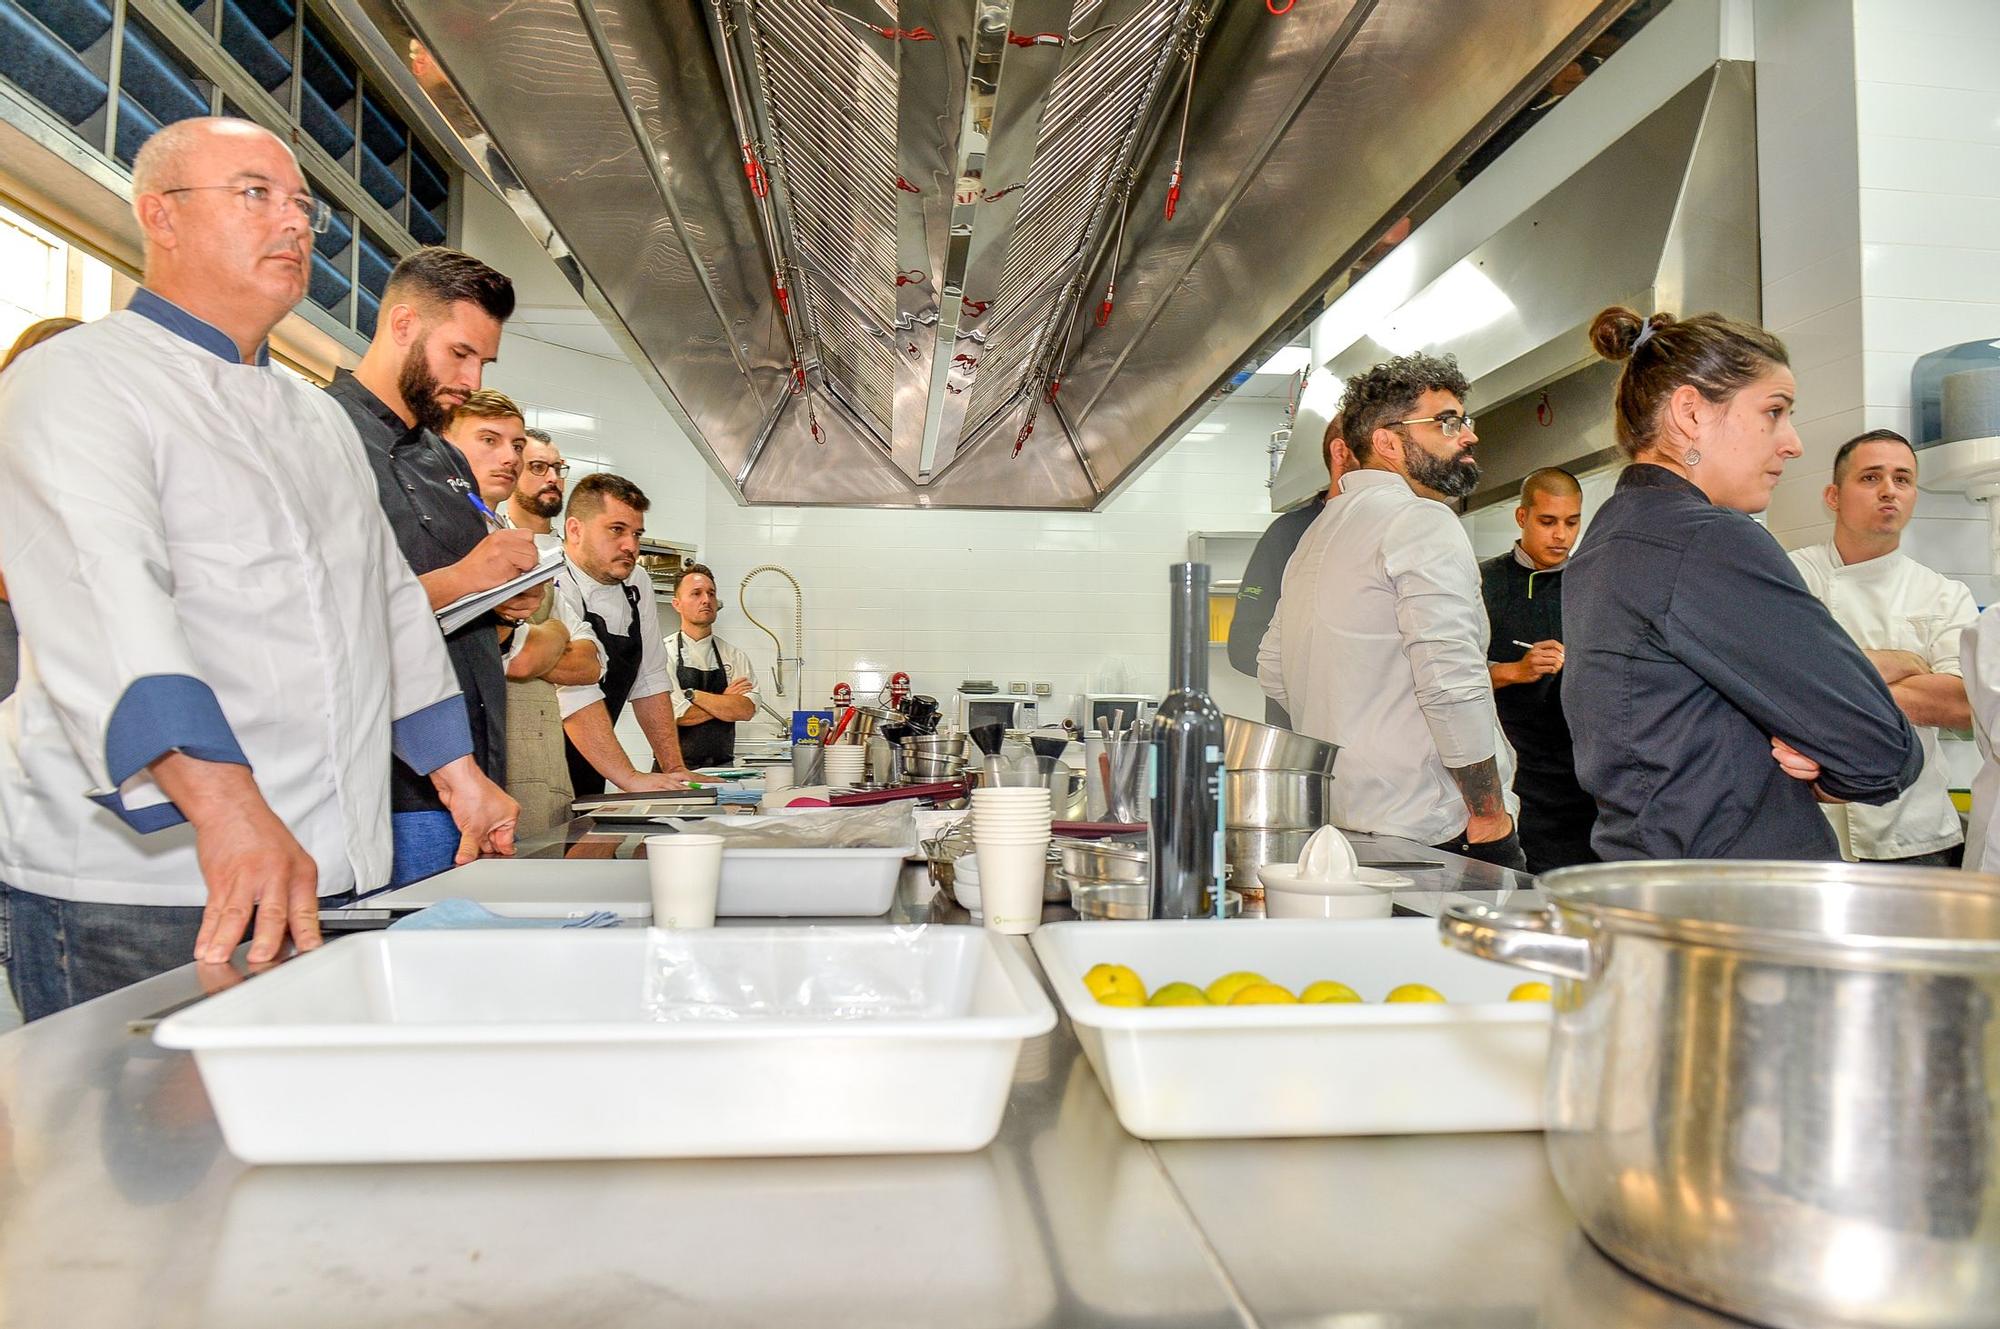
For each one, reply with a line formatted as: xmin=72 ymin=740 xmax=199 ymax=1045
xmin=1033 ymin=682 xmax=1052 ymax=697
xmin=1008 ymin=680 xmax=1030 ymax=695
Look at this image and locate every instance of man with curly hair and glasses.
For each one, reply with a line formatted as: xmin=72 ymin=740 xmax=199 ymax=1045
xmin=1259 ymin=352 xmax=1523 ymax=870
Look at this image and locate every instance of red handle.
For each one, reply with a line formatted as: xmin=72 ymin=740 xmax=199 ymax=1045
xmin=1165 ymin=169 xmax=1183 ymax=220
xmin=741 ymin=145 xmax=768 ymax=198
xmin=1095 ymin=287 xmax=1115 ymax=327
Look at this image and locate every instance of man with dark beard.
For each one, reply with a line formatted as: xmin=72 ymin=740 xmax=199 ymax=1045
xmin=326 ymin=246 xmax=540 ymax=885
xmin=1258 ymin=352 xmax=1524 ymax=870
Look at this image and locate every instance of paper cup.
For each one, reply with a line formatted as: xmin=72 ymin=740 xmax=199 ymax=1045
xmin=644 ymin=833 xmax=725 ymax=927
xmin=761 ymin=763 xmax=795 ymax=796
xmin=976 ymin=836 xmax=1048 ymax=934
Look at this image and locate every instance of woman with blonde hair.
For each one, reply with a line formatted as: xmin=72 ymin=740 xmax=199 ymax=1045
xmin=1559 ymin=307 xmax=1919 ymax=860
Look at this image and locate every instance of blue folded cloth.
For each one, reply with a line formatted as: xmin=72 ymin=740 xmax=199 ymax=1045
xmin=388 ymin=898 xmax=622 ymax=930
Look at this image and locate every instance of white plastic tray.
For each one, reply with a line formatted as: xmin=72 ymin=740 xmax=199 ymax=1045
xmin=369 ymin=845 xmax=910 ymax=918
xmin=1030 ymin=918 xmax=1550 ymax=1139
xmin=156 ymin=926 xmax=1054 ymax=1163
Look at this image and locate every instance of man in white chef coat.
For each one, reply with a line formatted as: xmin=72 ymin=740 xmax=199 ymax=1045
xmin=1258 ymin=352 xmax=1522 ymax=870
xmin=555 ymin=473 xmax=691 ymax=795
xmin=1792 ymin=429 xmax=1977 ymax=865
xmin=0 ymin=117 xmax=518 ymax=1020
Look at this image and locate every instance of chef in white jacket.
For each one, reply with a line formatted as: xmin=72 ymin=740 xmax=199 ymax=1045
xmin=0 ymin=118 xmax=518 ymax=1020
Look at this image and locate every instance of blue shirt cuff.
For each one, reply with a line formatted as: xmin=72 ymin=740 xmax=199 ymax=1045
xmin=90 ymin=674 xmax=249 ymax=834
xmin=392 ymin=696 xmax=474 ymax=775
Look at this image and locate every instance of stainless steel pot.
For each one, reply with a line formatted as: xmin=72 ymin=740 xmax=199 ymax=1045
xmin=1222 ymin=715 xmax=1339 ymax=776
xmin=1441 ymin=860 xmax=2000 ymax=1329
xmin=1224 ymin=770 xmax=1330 ymax=829
xmin=1055 ymin=836 xmax=1149 ymax=885
xmin=1223 ymin=826 xmax=1314 ymax=897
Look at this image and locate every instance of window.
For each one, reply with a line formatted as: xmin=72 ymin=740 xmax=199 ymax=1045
xmin=2 ymin=2 xmax=116 ymax=148
xmin=221 ymin=0 xmax=293 ymax=103
xmin=308 ymin=169 xmax=353 ymax=320
xmin=115 ymin=14 xmax=216 ymax=165
xmin=356 ymin=224 xmax=392 ymax=338
xmin=409 ymin=137 xmax=446 ymax=245
xmin=298 ymin=7 xmax=355 ymax=164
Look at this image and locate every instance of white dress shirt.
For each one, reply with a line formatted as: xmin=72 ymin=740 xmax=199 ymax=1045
xmin=0 ymin=296 xmax=467 ymax=905
xmin=662 ymin=631 xmax=759 ymax=718
xmin=552 ymin=558 xmax=671 ymax=720
xmin=1792 ymin=541 xmax=1976 ymax=860
xmin=1258 ymin=468 xmax=1515 ymax=844
xmin=492 ymin=511 xmax=600 ymax=671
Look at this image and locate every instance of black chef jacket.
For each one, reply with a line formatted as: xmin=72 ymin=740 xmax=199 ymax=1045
xmin=1480 ymin=549 xmax=1597 ymax=873
xmin=325 ymin=371 xmax=505 ymax=812
xmin=1228 ymin=492 xmax=1326 ymax=727
xmin=1560 ymin=464 xmax=1920 ymax=861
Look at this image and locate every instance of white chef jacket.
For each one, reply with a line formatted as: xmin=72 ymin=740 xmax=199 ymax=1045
xmin=0 ymin=293 xmax=469 ymax=906
xmin=1258 ymin=468 xmax=1516 ymax=844
xmin=1790 ymin=542 xmax=1976 ymax=860
xmin=552 ymin=557 xmax=671 ymax=720
xmin=492 ymin=511 xmax=600 ymax=672
xmin=662 ymin=631 xmax=758 ymax=719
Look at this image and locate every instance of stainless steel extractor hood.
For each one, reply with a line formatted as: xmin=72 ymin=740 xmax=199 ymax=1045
xmin=392 ymin=0 xmax=1631 ymax=509
xmin=1272 ymin=61 xmax=1759 ymax=511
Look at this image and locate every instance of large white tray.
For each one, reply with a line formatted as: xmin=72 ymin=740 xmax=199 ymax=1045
xmin=1030 ymin=918 xmax=1550 ymax=1139
xmin=369 ymin=844 xmax=910 ymax=918
xmin=156 ymin=927 xmax=1054 ymax=1163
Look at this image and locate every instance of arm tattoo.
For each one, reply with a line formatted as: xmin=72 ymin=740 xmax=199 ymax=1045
xmin=1447 ymin=758 xmax=1505 ymax=818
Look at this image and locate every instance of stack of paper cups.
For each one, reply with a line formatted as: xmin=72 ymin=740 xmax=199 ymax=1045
xmin=970 ymin=786 xmax=1052 ymax=934
xmin=822 ymin=745 xmax=867 ymax=788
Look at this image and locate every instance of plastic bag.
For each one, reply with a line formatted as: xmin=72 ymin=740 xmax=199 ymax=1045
xmin=658 ymin=804 xmax=916 ymax=850
xmin=641 ymin=925 xmax=965 ymax=1022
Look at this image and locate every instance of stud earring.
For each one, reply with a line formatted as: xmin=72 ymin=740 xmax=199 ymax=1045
xmin=1685 ymin=448 xmax=1702 ymax=465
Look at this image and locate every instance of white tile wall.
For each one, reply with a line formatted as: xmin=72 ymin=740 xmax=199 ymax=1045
xmin=700 ymin=399 xmax=1291 ymax=733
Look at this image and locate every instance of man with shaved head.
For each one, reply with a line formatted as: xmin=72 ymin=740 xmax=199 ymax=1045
xmin=1481 ymin=467 xmax=1596 ymax=872
xmin=0 ymin=118 xmax=518 ymax=1018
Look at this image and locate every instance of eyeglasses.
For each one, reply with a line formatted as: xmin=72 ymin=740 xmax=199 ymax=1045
xmin=526 ymin=460 xmax=571 ymax=478
xmin=160 ymin=184 xmax=333 ymax=234
xmin=1386 ymin=411 xmax=1476 ymax=438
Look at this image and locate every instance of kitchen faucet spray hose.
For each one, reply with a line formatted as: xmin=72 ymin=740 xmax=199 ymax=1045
xmin=740 ymin=564 xmax=804 ymax=697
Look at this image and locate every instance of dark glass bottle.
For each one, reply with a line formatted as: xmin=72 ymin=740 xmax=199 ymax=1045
xmin=1150 ymin=562 xmax=1227 ymax=919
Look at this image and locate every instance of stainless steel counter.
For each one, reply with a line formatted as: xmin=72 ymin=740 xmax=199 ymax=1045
xmin=0 ymin=827 xmax=1735 ymax=1328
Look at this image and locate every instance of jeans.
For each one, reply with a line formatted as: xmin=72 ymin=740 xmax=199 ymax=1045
xmin=390 ymin=810 xmax=461 ymax=888
xmin=4 ymin=884 xmax=207 ymax=1022
xmin=1431 ymin=828 xmax=1529 ymax=874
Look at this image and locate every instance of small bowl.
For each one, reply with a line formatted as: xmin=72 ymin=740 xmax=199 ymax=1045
xmin=1257 ymin=864 xmax=1409 ymax=920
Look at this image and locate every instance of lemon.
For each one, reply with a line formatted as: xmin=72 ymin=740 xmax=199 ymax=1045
xmin=1509 ymin=981 xmax=1553 ymax=1003
xmin=1300 ymin=980 xmax=1363 ymax=1004
xmin=1205 ymin=970 xmax=1268 ymax=1005
xmin=1384 ymin=983 xmax=1447 ymax=1004
xmin=1148 ymin=982 xmax=1208 ymax=1007
xmin=1096 ymin=992 xmax=1144 ymax=1007
xmin=1229 ymin=982 xmax=1298 ymax=1005
xmin=1084 ymin=963 xmax=1146 ymax=1003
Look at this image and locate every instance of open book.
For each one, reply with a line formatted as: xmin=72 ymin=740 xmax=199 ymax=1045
xmin=435 ymin=544 xmax=566 ymax=634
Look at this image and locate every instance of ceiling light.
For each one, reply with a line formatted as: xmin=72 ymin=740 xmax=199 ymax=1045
xmin=1370 ymin=261 xmax=1515 ymax=355
xmin=1254 ymin=345 xmax=1312 ymax=376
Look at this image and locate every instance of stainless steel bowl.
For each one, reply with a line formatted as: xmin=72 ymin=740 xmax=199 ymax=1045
xmin=1223 ymin=715 xmax=1339 ymax=775
xmin=1224 ymin=770 xmax=1330 ymax=829
xmin=905 ymin=755 xmax=964 ymax=781
xmin=1055 ymin=836 xmax=1149 ymax=885
xmin=1223 ymin=826 xmax=1314 ymax=898
xmin=1443 ymin=860 xmax=2000 ymax=1329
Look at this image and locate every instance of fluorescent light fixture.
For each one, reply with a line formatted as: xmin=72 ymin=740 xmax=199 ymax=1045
xmin=1185 ymin=422 xmax=1228 ymax=436
xmin=1254 ymin=345 xmax=1312 ymax=376
xmin=1370 ymin=260 xmax=1515 ymax=355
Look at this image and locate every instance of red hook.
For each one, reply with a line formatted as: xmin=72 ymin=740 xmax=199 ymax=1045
xmin=961 ymin=297 xmax=990 ymax=318
xmin=1266 ymin=0 xmax=1297 ymax=12
xmin=895 ymin=269 xmax=926 ymax=287
xmin=894 ymin=175 xmax=922 ymax=194
xmin=1095 ymin=280 xmax=1116 ymax=327
xmin=790 ymin=361 xmax=807 ymax=394
xmin=741 ymin=143 xmax=768 ymax=198
xmin=1165 ymin=167 xmax=1183 ymax=220
xmin=1007 ymin=30 xmax=1063 ymax=47
xmin=1013 ymin=415 xmax=1035 ymax=457
xmin=773 ymin=278 xmax=791 ymax=317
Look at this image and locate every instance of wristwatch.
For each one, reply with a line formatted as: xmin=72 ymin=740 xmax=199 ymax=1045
xmin=683 ymin=687 xmax=697 ymax=704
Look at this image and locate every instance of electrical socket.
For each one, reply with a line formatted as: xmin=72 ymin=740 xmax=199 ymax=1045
xmin=1008 ymin=680 xmax=1029 ymax=695
xmin=1033 ymin=682 xmax=1052 ymax=697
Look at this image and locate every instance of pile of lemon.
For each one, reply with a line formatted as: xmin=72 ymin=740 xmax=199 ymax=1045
xmin=1082 ymin=963 xmax=1551 ymax=1008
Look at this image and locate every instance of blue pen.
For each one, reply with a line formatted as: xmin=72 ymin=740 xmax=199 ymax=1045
xmin=467 ymin=491 xmax=503 ymax=528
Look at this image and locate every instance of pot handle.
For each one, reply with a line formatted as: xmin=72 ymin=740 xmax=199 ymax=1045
xmin=1439 ymin=901 xmax=1596 ymax=982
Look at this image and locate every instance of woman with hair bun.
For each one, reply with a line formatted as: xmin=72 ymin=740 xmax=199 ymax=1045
xmin=1559 ymin=306 xmax=1920 ymax=861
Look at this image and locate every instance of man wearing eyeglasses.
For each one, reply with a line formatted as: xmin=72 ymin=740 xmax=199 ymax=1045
xmin=489 ymin=425 xmax=603 ymax=835
xmin=0 ymin=118 xmax=518 ymax=1018
xmin=1259 ymin=352 xmax=1524 ymax=871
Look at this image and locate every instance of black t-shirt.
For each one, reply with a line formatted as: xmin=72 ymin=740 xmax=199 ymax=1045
xmin=325 ymin=371 xmax=504 ymax=812
xmin=1480 ymin=550 xmax=1572 ymax=777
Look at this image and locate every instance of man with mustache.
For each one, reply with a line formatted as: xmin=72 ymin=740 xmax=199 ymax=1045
xmin=1792 ymin=430 xmax=1977 ymax=865
xmin=1259 ymin=352 xmax=1523 ymax=869
xmin=0 ymin=119 xmax=517 ymax=1017
xmin=1483 ymin=468 xmax=1597 ymax=873
xmin=327 ymin=247 xmax=539 ymax=885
